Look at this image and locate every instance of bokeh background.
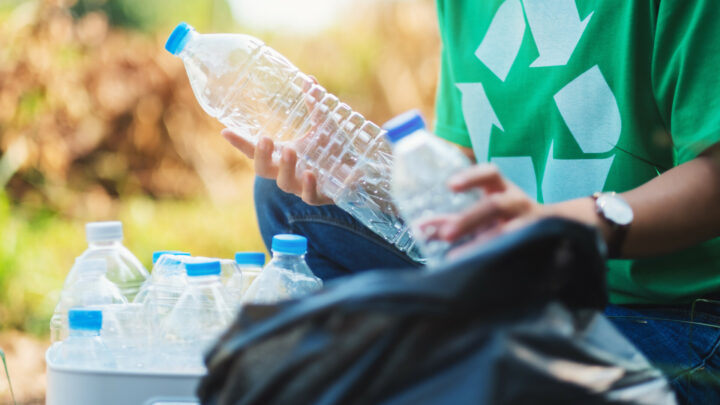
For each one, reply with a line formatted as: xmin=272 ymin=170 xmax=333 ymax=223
xmin=0 ymin=0 xmax=439 ymax=402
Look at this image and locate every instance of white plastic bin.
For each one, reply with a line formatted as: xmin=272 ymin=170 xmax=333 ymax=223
xmin=46 ymin=350 xmax=204 ymax=405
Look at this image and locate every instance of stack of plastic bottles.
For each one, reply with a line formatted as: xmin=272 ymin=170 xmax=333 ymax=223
xmin=47 ymin=221 xmax=323 ymax=373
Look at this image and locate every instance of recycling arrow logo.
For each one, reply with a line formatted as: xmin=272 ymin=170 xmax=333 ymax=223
xmin=457 ymin=0 xmax=621 ymax=203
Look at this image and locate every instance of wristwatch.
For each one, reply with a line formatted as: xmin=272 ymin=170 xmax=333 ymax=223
xmin=592 ymin=192 xmax=634 ymax=258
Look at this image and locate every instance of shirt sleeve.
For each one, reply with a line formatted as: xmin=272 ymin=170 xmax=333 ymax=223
xmin=652 ymin=0 xmax=720 ymax=164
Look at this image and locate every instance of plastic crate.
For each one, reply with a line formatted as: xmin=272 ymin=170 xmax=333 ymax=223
xmin=46 ymin=350 xmax=203 ymax=405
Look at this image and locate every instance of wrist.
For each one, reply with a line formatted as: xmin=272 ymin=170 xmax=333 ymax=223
xmin=543 ymin=198 xmax=613 ymax=242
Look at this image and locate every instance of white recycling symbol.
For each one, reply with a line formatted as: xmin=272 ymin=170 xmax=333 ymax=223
xmin=456 ymin=0 xmax=621 ymax=203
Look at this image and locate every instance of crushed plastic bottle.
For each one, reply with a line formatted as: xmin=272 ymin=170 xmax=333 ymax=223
xmin=50 ymin=309 xmax=117 ymax=369
xmin=243 ymin=235 xmax=322 ymax=305
xmin=165 ymin=22 xmax=420 ymax=261
xmin=385 ymin=111 xmax=481 ymax=265
xmin=62 ymin=221 xmax=149 ymax=301
xmin=50 ymin=258 xmax=128 ymax=342
xmin=161 ymin=260 xmax=234 ymax=370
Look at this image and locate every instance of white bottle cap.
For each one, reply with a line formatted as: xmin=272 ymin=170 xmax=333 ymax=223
xmin=86 ymin=221 xmax=123 ymax=242
xmin=75 ymin=258 xmax=107 ymax=276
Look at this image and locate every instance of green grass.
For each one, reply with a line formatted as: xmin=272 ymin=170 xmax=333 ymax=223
xmin=0 ymin=192 xmax=265 ymax=336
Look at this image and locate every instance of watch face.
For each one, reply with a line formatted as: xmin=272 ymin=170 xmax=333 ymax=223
xmin=597 ymin=194 xmax=634 ymax=226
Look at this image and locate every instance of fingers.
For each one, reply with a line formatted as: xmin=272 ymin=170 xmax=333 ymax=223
xmin=277 ymin=152 xmax=332 ymax=205
xmin=222 ymin=129 xmax=255 ymax=158
xmin=224 ymin=125 xmax=332 ymax=205
xmin=439 ymin=192 xmax=532 ymax=241
xmin=415 ymin=215 xmax=455 ymax=241
xmin=448 ymin=164 xmax=506 ymax=193
xmin=446 ymin=226 xmax=504 ymax=260
xmin=301 ymin=171 xmax=333 ymax=206
xmin=254 ymin=137 xmax=279 ymax=179
xmin=276 ymin=146 xmax=300 ymax=194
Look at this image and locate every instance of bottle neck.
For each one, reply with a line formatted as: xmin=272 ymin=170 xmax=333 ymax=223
xmin=272 ymin=251 xmax=305 ymax=257
xmin=177 ymin=31 xmax=199 ymax=59
xmin=77 ymin=272 xmax=104 ymax=280
xmin=187 ymin=274 xmax=221 ymax=285
xmin=270 ymin=251 xmax=306 ymax=265
xmin=238 ymin=264 xmax=263 ymax=271
xmin=69 ymin=329 xmax=100 ymax=338
xmin=88 ymin=240 xmax=122 ymax=248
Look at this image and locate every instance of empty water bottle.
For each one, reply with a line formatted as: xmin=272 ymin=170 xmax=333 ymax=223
xmin=134 ymin=251 xmax=191 ymax=305
xmin=221 ymin=260 xmax=243 ymax=311
xmin=243 ymin=235 xmax=322 ymax=304
xmin=50 ymin=309 xmax=116 ymax=369
xmin=165 ymin=23 xmax=419 ymax=260
xmin=233 ymin=252 xmax=266 ymax=295
xmin=63 ymin=221 xmax=149 ymax=301
xmin=50 ymin=258 xmax=128 ymax=342
xmin=134 ymin=252 xmax=192 ymax=345
xmin=161 ymin=260 xmax=234 ymax=370
xmin=102 ymin=303 xmax=149 ymax=370
xmin=386 ymin=111 xmax=480 ymax=264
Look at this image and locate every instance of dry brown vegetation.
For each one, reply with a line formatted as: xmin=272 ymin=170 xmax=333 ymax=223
xmin=0 ymin=0 xmax=439 ymax=218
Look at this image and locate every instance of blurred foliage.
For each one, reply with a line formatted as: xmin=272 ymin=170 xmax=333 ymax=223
xmin=0 ymin=0 xmax=440 ymax=336
xmin=69 ymin=0 xmax=236 ymax=32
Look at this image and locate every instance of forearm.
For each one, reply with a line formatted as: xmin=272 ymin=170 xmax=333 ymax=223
xmin=547 ymin=145 xmax=720 ymax=259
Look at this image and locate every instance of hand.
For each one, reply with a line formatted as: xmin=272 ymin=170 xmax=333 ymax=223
xmin=418 ymin=164 xmax=546 ymax=257
xmin=221 ymin=74 xmax=333 ymax=206
xmin=222 ymin=130 xmax=333 ymax=206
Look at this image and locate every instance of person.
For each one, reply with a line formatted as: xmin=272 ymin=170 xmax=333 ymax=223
xmin=222 ymin=1 xmax=720 ymax=403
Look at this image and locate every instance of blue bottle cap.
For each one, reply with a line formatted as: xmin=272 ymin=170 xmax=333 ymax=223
xmin=271 ymin=234 xmax=307 ymax=255
xmin=383 ymin=110 xmax=426 ymax=144
xmin=185 ymin=260 xmax=221 ymax=277
xmin=68 ymin=309 xmax=102 ymax=331
xmin=234 ymin=252 xmax=266 ymax=266
xmin=152 ymin=250 xmax=191 ymax=264
xmin=165 ymin=22 xmax=194 ymax=55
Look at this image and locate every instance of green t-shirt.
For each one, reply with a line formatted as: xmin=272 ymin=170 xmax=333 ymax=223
xmin=434 ymin=0 xmax=720 ymax=305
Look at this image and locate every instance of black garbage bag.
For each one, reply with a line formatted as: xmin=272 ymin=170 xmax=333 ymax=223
xmin=198 ymin=218 xmax=677 ymax=405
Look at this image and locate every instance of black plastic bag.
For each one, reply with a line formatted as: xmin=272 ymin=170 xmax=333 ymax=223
xmin=199 ymin=218 xmax=676 ymax=405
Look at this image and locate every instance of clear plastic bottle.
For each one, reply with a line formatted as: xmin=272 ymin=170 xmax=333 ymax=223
xmin=233 ymin=252 xmax=266 ymax=295
xmin=134 ymin=252 xmax=192 ymax=347
xmin=49 ymin=309 xmax=117 ymax=369
xmin=385 ymin=111 xmax=481 ymax=265
xmin=102 ymin=303 xmax=149 ymax=371
xmin=161 ymin=260 xmax=234 ymax=370
xmin=243 ymin=235 xmax=322 ymax=305
xmin=62 ymin=221 xmax=149 ymax=301
xmin=50 ymin=258 xmax=128 ymax=342
xmin=134 ymin=251 xmax=191 ymax=305
xmin=221 ymin=259 xmax=243 ymax=311
xmin=165 ymin=22 xmax=419 ymax=260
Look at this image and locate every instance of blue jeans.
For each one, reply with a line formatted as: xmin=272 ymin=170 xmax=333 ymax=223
xmin=254 ymin=176 xmax=720 ymax=404
xmin=254 ymin=177 xmax=420 ymax=280
xmin=606 ymin=303 xmax=720 ymax=405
